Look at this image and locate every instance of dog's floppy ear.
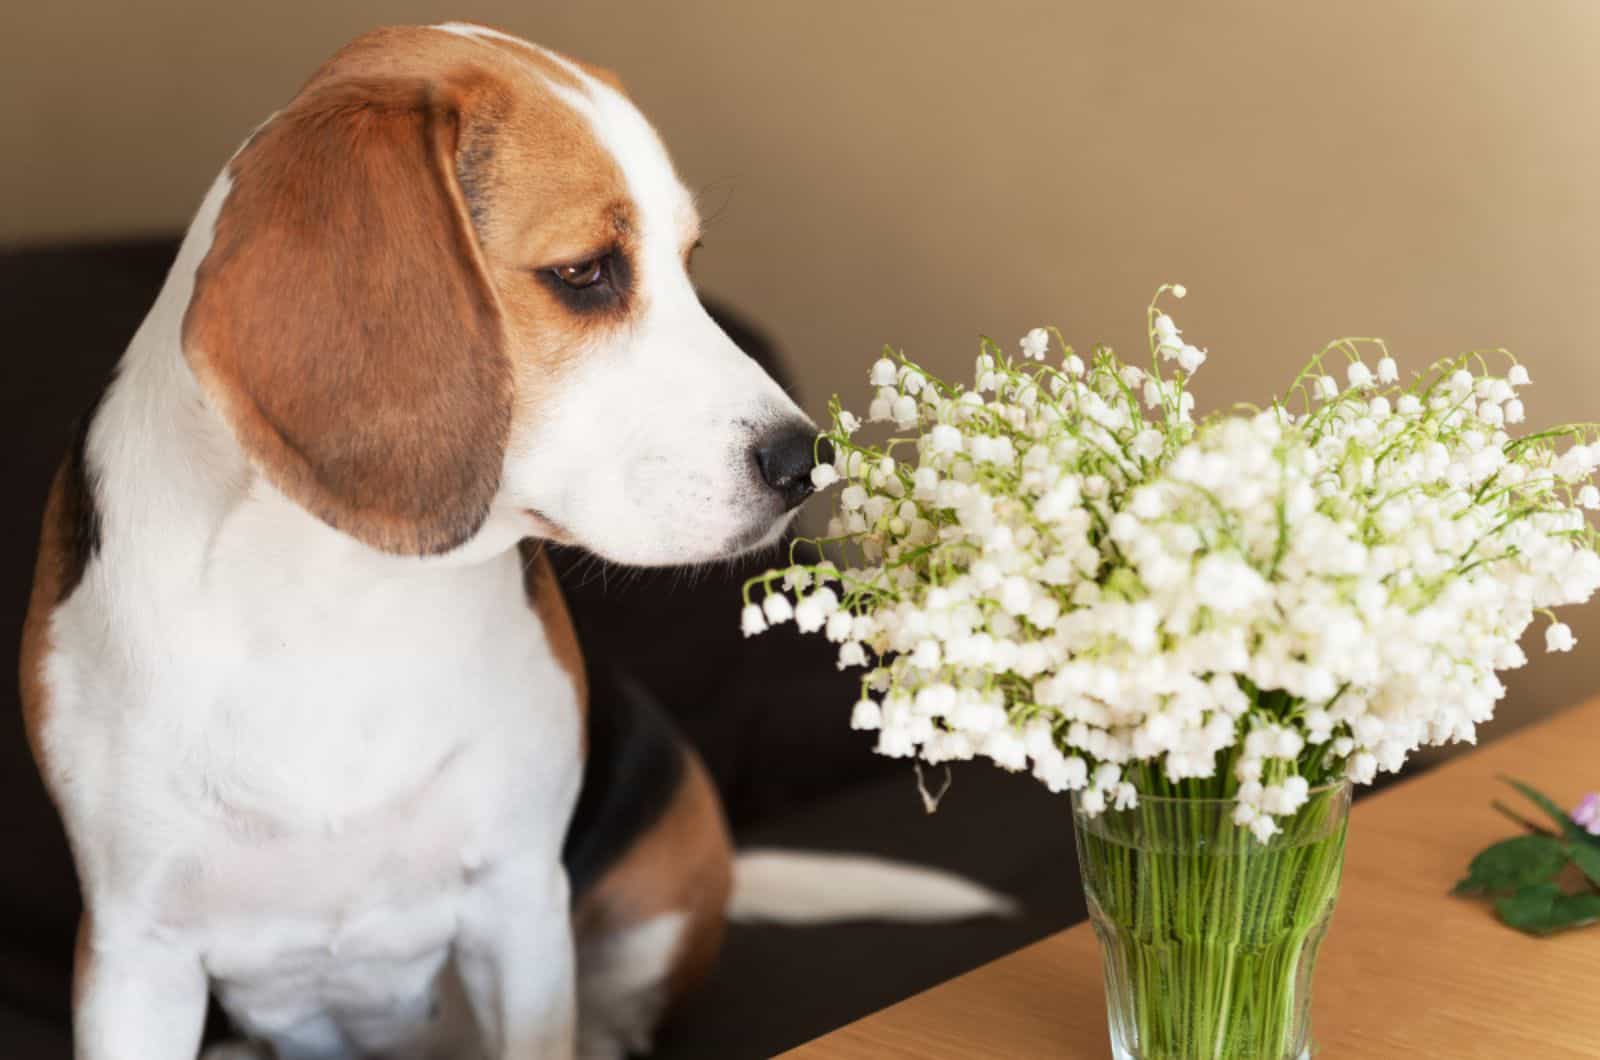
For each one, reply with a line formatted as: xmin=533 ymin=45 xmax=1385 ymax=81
xmin=184 ymin=76 xmax=512 ymax=555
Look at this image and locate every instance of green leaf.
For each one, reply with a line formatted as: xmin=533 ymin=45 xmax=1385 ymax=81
xmin=1571 ymin=842 xmax=1600 ymax=889
xmin=1453 ymin=834 xmax=1569 ymax=895
xmin=1553 ymin=893 xmax=1600 ymax=930
xmin=1495 ymin=882 xmax=1560 ymax=932
xmin=1502 ymin=777 xmax=1584 ymax=840
xmin=1496 ymin=884 xmax=1600 ymax=936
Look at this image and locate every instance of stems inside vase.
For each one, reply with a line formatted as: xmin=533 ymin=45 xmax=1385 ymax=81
xmin=1074 ymin=782 xmax=1351 ymax=1060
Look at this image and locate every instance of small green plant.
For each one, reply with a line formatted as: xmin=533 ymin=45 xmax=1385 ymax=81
xmin=1454 ymin=777 xmax=1600 ymax=935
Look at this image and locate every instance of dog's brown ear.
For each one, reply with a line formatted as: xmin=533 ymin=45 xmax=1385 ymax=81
xmin=184 ymin=77 xmax=512 ymax=555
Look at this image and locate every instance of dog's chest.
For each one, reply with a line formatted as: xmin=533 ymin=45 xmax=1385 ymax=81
xmin=44 ymin=519 xmax=582 ymax=1000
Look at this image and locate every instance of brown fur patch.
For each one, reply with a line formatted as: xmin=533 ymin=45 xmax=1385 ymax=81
xmin=518 ymin=540 xmax=587 ymax=714
xmin=574 ymin=747 xmax=734 ymax=1001
xmin=19 ymin=381 xmax=110 ymax=749
xmin=20 ymin=465 xmax=70 ymax=770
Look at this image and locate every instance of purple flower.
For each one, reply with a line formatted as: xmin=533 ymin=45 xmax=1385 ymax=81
xmin=1572 ymin=793 xmax=1600 ymax=836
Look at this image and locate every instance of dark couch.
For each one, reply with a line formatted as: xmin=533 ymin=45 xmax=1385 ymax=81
xmin=0 ymin=238 xmax=1089 ymax=1058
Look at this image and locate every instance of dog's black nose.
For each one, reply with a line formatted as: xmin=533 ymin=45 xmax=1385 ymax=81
xmin=754 ymin=423 xmax=826 ymax=510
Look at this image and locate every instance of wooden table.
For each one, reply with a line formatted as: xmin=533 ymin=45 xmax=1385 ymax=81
xmin=783 ymin=699 xmax=1600 ymax=1058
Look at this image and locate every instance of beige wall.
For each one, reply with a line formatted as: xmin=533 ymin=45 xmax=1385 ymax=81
xmin=7 ymin=2 xmax=1600 ymax=732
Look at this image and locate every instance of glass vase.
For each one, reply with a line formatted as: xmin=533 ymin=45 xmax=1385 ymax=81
xmin=1072 ymin=782 xmax=1352 ymax=1060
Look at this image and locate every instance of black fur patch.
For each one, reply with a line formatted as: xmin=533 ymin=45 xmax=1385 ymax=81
xmin=54 ymin=383 xmax=110 ymax=602
xmin=562 ymin=663 xmax=687 ymax=900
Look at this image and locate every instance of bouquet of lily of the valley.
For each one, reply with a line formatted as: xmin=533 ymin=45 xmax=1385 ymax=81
xmin=745 ymin=287 xmax=1600 ymax=835
xmin=739 ymin=291 xmax=1600 ymax=1060
xmin=741 ymin=288 xmax=1600 ymax=1059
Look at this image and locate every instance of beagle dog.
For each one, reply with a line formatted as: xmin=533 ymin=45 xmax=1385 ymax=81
xmin=20 ymin=22 xmax=826 ymax=1060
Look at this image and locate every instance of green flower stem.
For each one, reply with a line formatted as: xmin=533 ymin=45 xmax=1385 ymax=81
xmin=1075 ymin=784 xmax=1350 ymax=1060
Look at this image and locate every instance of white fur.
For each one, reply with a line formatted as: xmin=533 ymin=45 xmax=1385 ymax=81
xmin=728 ymin=852 xmax=1019 ymax=925
xmin=574 ymin=914 xmax=686 ymax=1060
xmin=38 ymin=26 xmax=810 ymax=1060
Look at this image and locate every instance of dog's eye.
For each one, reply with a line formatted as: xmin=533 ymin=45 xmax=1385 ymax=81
xmin=536 ymin=249 xmax=630 ymax=313
xmin=552 ymin=258 xmax=607 ymax=289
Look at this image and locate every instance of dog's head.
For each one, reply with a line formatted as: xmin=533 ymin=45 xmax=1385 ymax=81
xmin=182 ymin=23 xmax=818 ymax=565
